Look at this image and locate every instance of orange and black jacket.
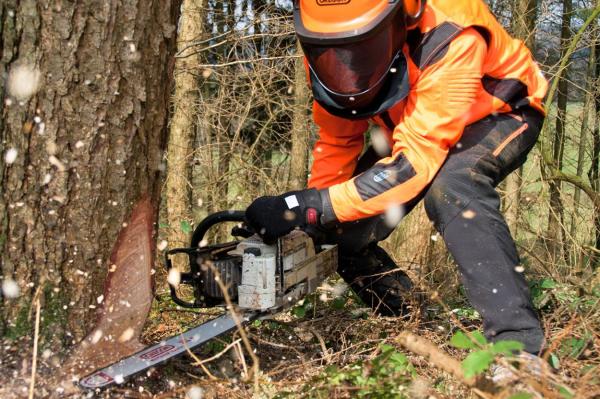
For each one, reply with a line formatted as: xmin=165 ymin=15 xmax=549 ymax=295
xmin=308 ymin=0 xmax=548 ymax=224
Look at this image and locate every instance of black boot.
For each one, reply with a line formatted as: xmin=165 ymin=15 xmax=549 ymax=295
xmin=337 ymin=245 xmax=414 ymax=317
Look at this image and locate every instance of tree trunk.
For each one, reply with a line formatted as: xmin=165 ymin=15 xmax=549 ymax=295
xmin=547 ymin=0 xmax=572 ymax=261
xmin=571 ymin=30 xmax=596 ymax=268
xmin=504 ymin=0 xmax=538 ymax=233
xmin=289 ymin=43 xmax=310 ymax=190
xmin=511 ymin=0 xmax=538 ymax=50
xmin=166 ymin=0 xmax=204 ymax=255
xmin=589 ymin=12 xmax=600 ymax=268
xmin=0 ymin=0 xmax=179 ymax=348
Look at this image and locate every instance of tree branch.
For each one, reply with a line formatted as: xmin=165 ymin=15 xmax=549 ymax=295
xmin=539 ymin=5 xmax=600 ymax=203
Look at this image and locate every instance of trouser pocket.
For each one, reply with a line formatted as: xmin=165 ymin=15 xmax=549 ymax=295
xmin=467 ymin=109 xmax=543 ymax=186
xmin=492 ymin=111 xmax=542 ymax=183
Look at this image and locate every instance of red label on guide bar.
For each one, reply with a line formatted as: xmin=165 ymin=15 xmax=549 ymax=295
xmin=139 ymin=345 xmax=177 ymax=361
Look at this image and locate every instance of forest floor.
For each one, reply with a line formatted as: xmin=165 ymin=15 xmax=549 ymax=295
xmin=3 ymin=270 xmax=598 ymax=398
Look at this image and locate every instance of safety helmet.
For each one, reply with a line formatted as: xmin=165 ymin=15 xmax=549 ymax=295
xmin=294 ymin=0 xmax=426 ymax=118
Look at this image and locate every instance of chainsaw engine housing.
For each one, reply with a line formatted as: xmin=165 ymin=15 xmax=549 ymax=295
xmin=165 ymin=211 xmax=337 ymax=312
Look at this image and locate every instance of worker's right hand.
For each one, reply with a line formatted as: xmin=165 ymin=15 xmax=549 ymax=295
xmin=245 ymin=188 xmax=325 ymax=244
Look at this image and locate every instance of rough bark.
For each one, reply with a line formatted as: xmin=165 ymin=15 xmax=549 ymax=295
xmin=0 ymin=0 xmax=179 ymax=348
xmin=289 ymin=42 xmax=310 ymax=191
xmin=166 ymin=0 xmax=204 ymax=254
xmin=547 ymin=0 xmax=572 ymax=261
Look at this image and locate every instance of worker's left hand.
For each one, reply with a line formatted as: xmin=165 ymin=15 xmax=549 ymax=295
xmin=245 ymin=188 xmax=324 ymax=243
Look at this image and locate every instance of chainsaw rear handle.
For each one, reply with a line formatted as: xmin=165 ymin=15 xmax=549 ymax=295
xmin=190 ymin=210 xmax=246 ymax=248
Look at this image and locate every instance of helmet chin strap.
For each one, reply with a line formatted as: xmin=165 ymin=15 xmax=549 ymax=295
xmin=309 ymin=52 xmax=411 ymax=120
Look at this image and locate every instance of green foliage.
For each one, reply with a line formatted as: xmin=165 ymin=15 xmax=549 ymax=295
xmin=331 ymin=296 xmax=347 ymax=310
xmin=558 ymin=385 xmax=574 ymax=399
xmin=292 ymin=293 xmax=323 ymax=320
xmin=204 ymin=339 xmax=226 ymax=354
xmin=549 ymin=353 xmax=561 ymax=369
xmin=462 ymin=350 xmax=495 ymax=378
xmin=450 ymin=330 xmax=482 ymax=349
xmin=544 ymin=332 xmax=593 ymax=370
xmin=180 ymin=220 xmax=192 ymax=234
xmin=451 ymin=305 xmax=481 ymax=321
xmin=290 ymin=281 xmax=357 ymax=319
xmin=291 ymin=296 xmax=314 ymax=319
xmin=559 ymin=335 xmax=590 ymax=359
xmin=540 ymin=279 xmax=557 ymax=289
xmin=529 ymin=279 xmax=598 ymax=312
xmin=492 ymin=340 xmax=525 ymax=355
xmin=508 ymin=393 xmax=533 ymax=399
xmin=449 ymin=331 xmax=524 ymax=378
xmin=278 ymin=344 xmax=415 ymax=398
xmin=449 ymin=330 xmax=487 ymax=350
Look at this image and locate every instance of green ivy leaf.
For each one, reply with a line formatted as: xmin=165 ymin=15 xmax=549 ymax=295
xmin=491 ymin=340 xmax=524 ymax=356
xmin=450 ymin=331 xmax=477 ymax=350
xmin=180 ymin=220 xmax=192 ymax=234
xmin=462 ymin=350 xmax=495 ymax=378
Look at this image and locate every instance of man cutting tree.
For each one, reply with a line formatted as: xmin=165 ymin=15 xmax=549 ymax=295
xmin=245 ymin=0 xmax=548 ymax=378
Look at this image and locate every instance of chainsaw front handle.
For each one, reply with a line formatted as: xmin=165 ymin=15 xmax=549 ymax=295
xmin=190 ymin=210 xmax=246 ymax=248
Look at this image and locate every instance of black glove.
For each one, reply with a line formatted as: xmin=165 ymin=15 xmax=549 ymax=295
xmin=245 ymin=188 xmax=325 ymax=243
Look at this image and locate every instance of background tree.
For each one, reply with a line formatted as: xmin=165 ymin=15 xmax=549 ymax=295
xmin=503 ymin=0 xmax=538 ymax=232
xmin=546 ymin=0 xmax=573 ymax=261
xmin=165 ymin=0 xmax=205 ymax=268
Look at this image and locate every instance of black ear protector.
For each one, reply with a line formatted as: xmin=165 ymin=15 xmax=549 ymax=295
xmin=404 ymin=0 xmax=426 ymax=26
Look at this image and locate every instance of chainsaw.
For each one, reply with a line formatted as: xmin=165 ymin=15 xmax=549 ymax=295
xmin=78 ymin=211 xmax=338 ymax=389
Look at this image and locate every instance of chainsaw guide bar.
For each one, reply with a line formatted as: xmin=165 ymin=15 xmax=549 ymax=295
xmin=79 ymin=312 xmax=257 ymax=389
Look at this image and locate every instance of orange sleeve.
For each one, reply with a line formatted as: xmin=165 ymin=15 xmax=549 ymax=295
xmin=323 ymin=28 xmax=488 ymax=223
xmin=307 ymin=101 xmax=369 ymax=190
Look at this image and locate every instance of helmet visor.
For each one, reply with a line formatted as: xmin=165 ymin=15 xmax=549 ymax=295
xmin=299 ymin=13 xmax=405 ymax=106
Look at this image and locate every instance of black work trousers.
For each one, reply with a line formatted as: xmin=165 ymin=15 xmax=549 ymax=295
xmin=321 ymin=107 xmax=545 ymax=354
